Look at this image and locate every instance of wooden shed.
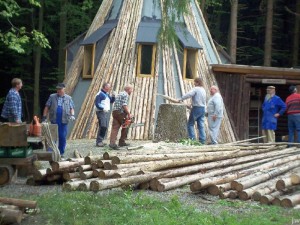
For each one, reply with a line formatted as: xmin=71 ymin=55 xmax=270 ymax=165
xmin=212 ymin=64 xmax=300 ymax=141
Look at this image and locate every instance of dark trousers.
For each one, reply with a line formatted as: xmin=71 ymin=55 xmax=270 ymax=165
xmin=110 ymin=111 xmax=127 ymax=145
xmin=96 ymin=111 xmax=109 ymax=144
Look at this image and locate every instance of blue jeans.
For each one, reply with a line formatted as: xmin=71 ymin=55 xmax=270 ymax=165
xmin=56 ymin=106 xmax=68 ymax=155
xmin=288 ymin=114 xmax=300 ymax=143
xmin=187 ymin=106 xmax=206 ymax=144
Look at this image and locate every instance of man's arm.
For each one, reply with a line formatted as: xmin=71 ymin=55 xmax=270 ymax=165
xmin=180 ymin=89 xmax=196 ymax=101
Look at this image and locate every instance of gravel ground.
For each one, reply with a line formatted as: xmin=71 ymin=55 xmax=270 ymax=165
xmin=0 ymin=139 xmax=272 ymax=224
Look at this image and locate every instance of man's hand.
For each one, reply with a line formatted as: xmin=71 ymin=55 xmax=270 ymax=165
xmin=212 ymin=115 xmax=217 ymax=121
xmin=69 ymin=115 xmax=76 ymax=121
xmin=177 ymin=99 xmax=182 ymax=103
xmin=112 ymin=91 xmax=117 ymax=97
xmin=274 ymin=113 xmax=280 ymax=118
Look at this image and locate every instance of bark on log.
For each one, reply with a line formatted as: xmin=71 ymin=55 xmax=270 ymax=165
xmin=78 ymin=165 xmax=92 ymax=173
xmin=153 ymin=104 xmax=188 ymax=142
xmin=89 ymin=172 xmax=161 ymax=192
xmin=0 ymin=197 xmax=37 ymax=209
xmin=51 ymin=160 xmax=84 ymax=171
xmin=80 ymin=171 xmax=94 ymax=180
xmin=98 ymin=168 xmax=142 ymax=179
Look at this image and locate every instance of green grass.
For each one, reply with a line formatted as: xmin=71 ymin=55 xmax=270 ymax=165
xmin=27 ymin=191 xmax=300 ymax=225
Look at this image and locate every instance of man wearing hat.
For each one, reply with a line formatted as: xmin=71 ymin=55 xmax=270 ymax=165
xmin=261 ymin=86 xmax=286 ymax=143
xmin=285 ymin=85 xmax=300 ymax=144
xmin=42 ymin=83 xmax=75 ymax=157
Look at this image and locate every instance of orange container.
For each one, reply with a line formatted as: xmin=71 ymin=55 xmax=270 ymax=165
xmin=29 ymin=116 xmax=41 ymax=137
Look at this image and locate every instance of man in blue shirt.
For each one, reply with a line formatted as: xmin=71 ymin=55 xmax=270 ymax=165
xmin=94 ymin=82 xmax=115 ymax=147
xmin=42 ymin=83 xmax=75 ymax=157
xmin=262 ymin=86 xmax=286 ymax=143
xmin=1 ymin=78 xmax=23 ymax=123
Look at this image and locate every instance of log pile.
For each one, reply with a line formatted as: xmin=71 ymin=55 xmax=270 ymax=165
xmin=0 ymin=197 xmax=37 ymax=225
xmin=28 ymin=143 xmax=300 ymax=208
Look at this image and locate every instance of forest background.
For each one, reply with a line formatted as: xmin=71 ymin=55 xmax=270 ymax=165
xmin=0 ymin=0 xmax=299 ymax=122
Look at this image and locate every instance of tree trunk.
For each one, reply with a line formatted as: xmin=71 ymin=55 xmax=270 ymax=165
xmin=58 ymin=0 xmax=68 ymax=78
xmin=229 ymin=0 xmax=238 ymax=64
xmin=292 ymin=1 xmax=300 ymax=67
xmin=264 ymin=0 xmax=274 ymax=66
xmin=153 ymin=104 xmax=188 ymax=142
xmin=33 ymin=0 xmax=44 ymax=116
xmin=260 ymin=190 xmax=282 ymax=205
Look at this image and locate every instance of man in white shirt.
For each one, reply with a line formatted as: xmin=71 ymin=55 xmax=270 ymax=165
xmin=207 ymin=85 xmax=224 ymax=144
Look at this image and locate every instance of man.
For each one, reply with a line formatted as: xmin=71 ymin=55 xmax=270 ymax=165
xmin=285 ymin=85 xmax=300 ymax=144
xmin=109 ymin=84 xmax=133 ymax=150
xmin=261 ymin=86 xmax=286 ymax=143
xmin=94 ymin=82 xmax=115 ymax=147
xmin=1 ymin=78 xmax=23 ymax=123
xmin=207 ymin=85 xmax=224 ymax=144
xmin=178 ymin=78 xmax=206 ymax=144
xmin=42 ymin=83 xmax=75 ymax=157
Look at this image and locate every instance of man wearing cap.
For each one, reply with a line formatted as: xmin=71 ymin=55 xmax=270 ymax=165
xmin=285 ymin=85 xmax=300 ymax=144
xmin=42 ymin=83 xmax=75 ymax=157
xmin=261 ymin=86 xmax=286 ymax=143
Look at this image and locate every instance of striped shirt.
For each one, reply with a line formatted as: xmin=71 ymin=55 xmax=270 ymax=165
xmin=113 ymin=91 xmax=129 ymax=113
xmin=286 ymin=93 xmax=300 ymax=115
xmin=1 ymin=88 xmax=22 ymax=121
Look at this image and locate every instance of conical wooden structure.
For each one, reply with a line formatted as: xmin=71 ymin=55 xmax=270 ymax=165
xmin=64 ymin=0 xmax=236 ymax=142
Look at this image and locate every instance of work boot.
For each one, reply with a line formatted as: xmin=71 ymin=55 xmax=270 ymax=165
xmin=109 ymin=144 xmax=120 ymax=150
xmin=119 ymin=142 xmax=130 ymax=147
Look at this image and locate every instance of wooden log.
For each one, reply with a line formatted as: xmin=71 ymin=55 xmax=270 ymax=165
xmin=51 ymin=160 xmax=84 ymax=172
xmin=80 ymin=171 xmax=94 ymax=180
xmin=34 ymin=151 xmax=53 ymax=161
xmin=84 ymin=155 xmax=103 ymax=165
xmin=98 ymin=168 xmax=142 ymax=179
xmin=281 ymin=193 xmax=300 ymax=208
xmin=208 ymin=183 xmax=231 ymax=196
xmin=272 ymin=196 xmax=285 ymax=206
xmin=92 ymin=169 xmax=102 ymax=177
xmin=260 ymin=191 xmax=282 ymax=205
xmin=47 ymin=174 xmax=62 ymax=182
xmin=276 ymin=177 xmax=293 ymax=191
xmin=63 ymin=172 xmax=81 ymax=181
xmin=0 ymin=208 xmax=23 ymax=224
xmin=97 ymin=160 xmax=112 ymax=168
xmin=78 ymin=165 xmax=92 ymax=173
xmin=233 ymin=159 xmax=300 ymax=191
xmin=63 ymin=178 xmax=98 ymax=191
xmin=0 ymin=165 xmax=14 ymax=185
xmin=0 ymin=197 xmax=37 ymax=209
xmin=32 ymin=169 xmax=47 ymax=181
xmin=89 ymin=172 xmax=161 ymax=192
xmin=291 ymin=171 xmax=300 ymax=184
xmin=91 ymin=163 xmax=98 ymax=170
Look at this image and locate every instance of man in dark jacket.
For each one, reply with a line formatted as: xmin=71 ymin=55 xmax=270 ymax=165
xmin=94 ymin=82 xmax=115 ymax=147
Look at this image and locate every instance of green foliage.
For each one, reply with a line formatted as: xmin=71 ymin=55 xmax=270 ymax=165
xmin=0 ymin=0 xmax=50 ymax=53
xmin=159 ymin=0 xmax=190 ymax=48
xmin=21 ymin=191 xmax=299 ymax=225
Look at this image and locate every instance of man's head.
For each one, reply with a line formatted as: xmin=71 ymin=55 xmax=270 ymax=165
xmin=124 ymin=84 xmax=133 ymax=95
xmin=266 ymin=86 xmax=276 ymax=95
xmin=210 ymin=85 xmax=219 ymax=96
xmin=102 ymin=82 xmax=111 ymax=93
xmin=194 ymin=78 xmax=203 ymax=87
xmin=289 ymin=85 xmax=297 ymax=94
xmin=56 ymin=83 xmax=65 ymax=96
xmin=11 ymin=78 xmax=23 ymax=91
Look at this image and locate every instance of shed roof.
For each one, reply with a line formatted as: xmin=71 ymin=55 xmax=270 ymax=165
xmin=136 ymin=21 xmax=161 ymax=44
xmin=176 ymin=25 xmax=202 ymax=49
xmin=81 ymin=20 xmax=118 ymax=45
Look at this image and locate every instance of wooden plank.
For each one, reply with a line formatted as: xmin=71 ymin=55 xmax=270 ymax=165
xmin=0 ymin=123 xmax=27 ymax=147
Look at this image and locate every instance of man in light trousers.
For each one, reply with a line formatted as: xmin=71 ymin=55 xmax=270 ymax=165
xmin=207 ymin=86 xmax=224 ymax=144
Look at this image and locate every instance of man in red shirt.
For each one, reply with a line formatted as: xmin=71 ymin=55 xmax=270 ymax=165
xmin=285 ymin=85 xmax=300 ymax=144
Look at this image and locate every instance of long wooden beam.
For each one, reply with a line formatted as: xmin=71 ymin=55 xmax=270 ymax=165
xmin=211 ymin=64 xmax=300 ymax=76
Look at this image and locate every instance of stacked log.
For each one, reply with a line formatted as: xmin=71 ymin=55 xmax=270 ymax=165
xmin=0 ymin=197 xmax=37 ymax=225
xmin=26 ymin=142 xmax=300 ymax=209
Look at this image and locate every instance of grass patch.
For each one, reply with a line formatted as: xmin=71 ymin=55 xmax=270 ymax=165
xmin=29 ymin=191 xmax=299 ymax=225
